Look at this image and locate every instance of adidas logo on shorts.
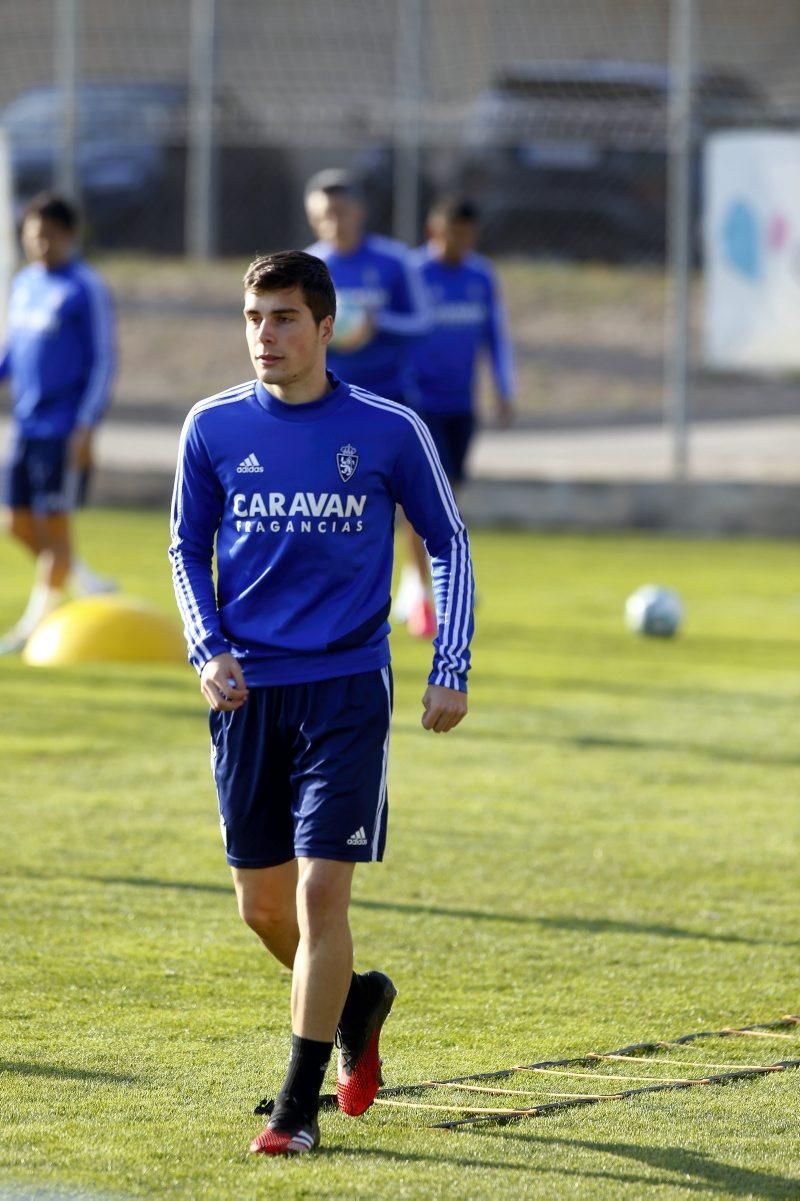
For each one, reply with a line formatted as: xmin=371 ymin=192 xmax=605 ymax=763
xmin=346 ymin=826 xmax=368 ymax=846
xmin=237 ymin=453 xmax=264 ymax=473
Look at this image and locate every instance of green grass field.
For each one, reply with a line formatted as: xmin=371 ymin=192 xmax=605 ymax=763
xmin=1 ymin=513 xmax=799 ymax=1200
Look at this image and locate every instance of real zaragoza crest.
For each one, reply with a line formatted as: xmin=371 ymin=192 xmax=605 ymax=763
xmin=336 ymin=443 xmax=359 ymax=482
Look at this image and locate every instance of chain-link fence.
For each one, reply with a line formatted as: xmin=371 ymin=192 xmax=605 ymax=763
xmin=3 ymin=1 xmax=799 ymax=255
xmin=1 ymin=0 xmax=799 ymax=438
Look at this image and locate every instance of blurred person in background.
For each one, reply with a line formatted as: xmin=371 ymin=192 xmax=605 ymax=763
xmin=0 ymin=192 xmax=116 ymax=654
xmin=303 ymin=169 xmax=437 ymax=637
xmin=398 ymin=196 xmax=515 ymax=625
xmin=412 ymin=196 xmax=515 ymax=481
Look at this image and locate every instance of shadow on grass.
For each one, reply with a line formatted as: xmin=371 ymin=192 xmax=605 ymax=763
xmin=392 ymin=718 xmax=800 ymax=767
xmin=82 ymin=875 xmax=230 ymax=895
xmin=0 ymin=1060 xmax=136 ymax=1084
xmin=570 ymin=733 xmax=800 ymax=767
xmin=535 ymin=915 xmax=795 ymax=947
xmin=81 ymin=874 xmax=532 ymax=926
xmin=76 ymin=875 xmax=794 ymax=946
xmin=449 ymin=664 xmax=799 ymax=714
xmin=473 ymin=623 xmax=800 ymax=664
xmin=320 ymin=1142 xmax=665 ymax=1188
xmin=488 ymin=1131 xmax=800 ymax=1198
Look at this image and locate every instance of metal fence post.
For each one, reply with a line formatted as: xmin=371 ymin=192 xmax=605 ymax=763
xmin=0 ymin=130 xmax=15 ymax=338
xmin=186 ymin=0 xmax=218 ymax=259
xmin=392 ymin=0 xmax=425 ymax=247
xmin=664 ymin=0 xmax=695 ymax=481
xmin=55 ymin=0 xmax=81 ymax=205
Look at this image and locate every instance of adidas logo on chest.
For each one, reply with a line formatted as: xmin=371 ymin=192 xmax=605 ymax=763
xmin=237 ymin=453 xmax=264 ymax=473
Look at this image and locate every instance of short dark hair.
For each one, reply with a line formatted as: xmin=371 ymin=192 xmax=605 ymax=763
xmin=428 ymin=195 xmax=480 ymax=225
xmin=304 ymin=167 xmax=364 ymax=204
xmin=243 ymin=250 xmax=336 ymax=324
xmin=23 ymin=191 xmax=80 ymax=232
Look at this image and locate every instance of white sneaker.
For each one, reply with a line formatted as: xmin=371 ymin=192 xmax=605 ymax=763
xmin=74 ymin=575 xmax=118 ymax=596
xmin=1 ymin=585 xmax=65 ymax=653
xmin=71 ymin=558 xmax=119 ymax=596
xmin=0 ymin=626 xmax=30 ymax=655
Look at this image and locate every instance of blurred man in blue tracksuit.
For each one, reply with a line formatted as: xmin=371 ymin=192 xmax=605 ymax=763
xmin=411 ymin=196 xmax=515 ymax=486
xmin=0 ymin=192 xmax=116 ymax=652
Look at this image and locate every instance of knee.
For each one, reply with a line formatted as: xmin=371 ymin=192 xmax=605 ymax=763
xmin=7 ymin=509 xmax=28 ymax=541
xmin=296 ymin=871 xmax=349 ymax=939
xmin=51 ymin=540 xmax=72 ymax=569
xmin=45 ymin=526 xmax=71 ymax=559
xmin=237 ymin=893 xmax=293 ymax=939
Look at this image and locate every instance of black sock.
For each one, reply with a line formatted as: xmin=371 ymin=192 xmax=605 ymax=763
xmin=339 ymin=971 xmax=368 ymax=1032
xmin=273 ymin=1034 xmax=333 ymax=1126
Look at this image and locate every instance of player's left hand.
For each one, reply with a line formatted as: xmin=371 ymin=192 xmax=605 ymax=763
xmin=70 ymin=425 xmax=94 ymax=470
xmin=421 ymin=684 xmax=468 ymax=733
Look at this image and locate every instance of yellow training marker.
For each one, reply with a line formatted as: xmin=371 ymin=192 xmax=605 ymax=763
xmin=23 ymin=595 xmax=186 ymax=666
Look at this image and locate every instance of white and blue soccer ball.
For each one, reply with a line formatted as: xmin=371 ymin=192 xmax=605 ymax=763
xmin=625 ymin=584 xmax=684 ymax=638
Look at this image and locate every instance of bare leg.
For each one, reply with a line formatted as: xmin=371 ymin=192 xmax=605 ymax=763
xmin=292 ymin=857 xmax=355 ymax=1041
xmin=232 ymin=860 xmax=300 ymax=970
xmin=37 ymin=512 xmax=72 ymax=589
xmin=6 ymin=508 xmax=42 ymax=557
xmin=402 ymin=519 xmax=436 ymax=638
xmin=7 ymin=508 xmax=73 ymax=586
xmin=405 ymin=524 xmax=430 ymax=591
xmin=2 ymin=509 xmax=69 ymax=649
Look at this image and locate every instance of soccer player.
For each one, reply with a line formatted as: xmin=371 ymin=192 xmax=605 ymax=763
xmin=0 ymin=192 xmax=116 ymax=653
xmin=412 ymin=196 xmax=515 ymax=487
xmin=303 ymin=168 xmax=438 ymax=638
xmin=169 ymin=250 xmax=474 ymax=1157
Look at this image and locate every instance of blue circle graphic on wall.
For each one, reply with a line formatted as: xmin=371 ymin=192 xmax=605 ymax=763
xmin=721 ymin=199 xmax=760 ymax=281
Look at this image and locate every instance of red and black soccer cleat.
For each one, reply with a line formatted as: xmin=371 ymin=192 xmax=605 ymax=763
xmin=336 ymin=970 xmax=397 ymax=1116
xmin=249 ymin=1114 xmax=320 ymax=1156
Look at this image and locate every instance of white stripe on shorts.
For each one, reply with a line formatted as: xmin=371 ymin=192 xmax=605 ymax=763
xmin=370 ymin=666 xmax=392 ymax=861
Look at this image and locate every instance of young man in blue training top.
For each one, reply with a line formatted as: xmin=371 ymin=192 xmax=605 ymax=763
xmin=304 ymin=168 xmax=438 ymax=639
xmin=412 ymin=196 xmax=515 ymax=488
xmin=0 ymin=192 xmax=117 ymax=653
xmin=169 ymin=250 xmax=474 ymax=1157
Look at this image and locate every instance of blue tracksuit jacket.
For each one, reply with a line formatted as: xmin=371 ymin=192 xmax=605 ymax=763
xmin=411 ymin=246 xmax=515 ymax=414
xmin=0 ymin=258 xmax=115 ymax=437
xmin=305 ymin=235 xmax=428 ymax=402
xmin=169 ymin=375 xmax=474 ymax=691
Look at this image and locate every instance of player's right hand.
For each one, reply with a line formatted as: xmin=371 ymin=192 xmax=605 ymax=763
xmin=201 ymin=652 xmax=249 ymax=711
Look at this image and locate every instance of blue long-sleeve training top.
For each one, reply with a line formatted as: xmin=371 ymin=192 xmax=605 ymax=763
xmin=169 ymin=374 xmax=474 ymax=692
xmin=305 ymin=235 xmax=429 ymax=402
xmin=0 ymin=258 xmax=116 ymax=437
xmin=410 ymin=246 xmax=515 ymax=415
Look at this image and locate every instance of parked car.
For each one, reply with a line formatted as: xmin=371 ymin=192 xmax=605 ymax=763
xmin=455 ymin=60 xmax=773 ymax=258
xmin=0 ymin=81 xmax=291 ymax=253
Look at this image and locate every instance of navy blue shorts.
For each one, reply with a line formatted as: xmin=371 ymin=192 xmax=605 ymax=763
xmin=5 ymin=435 xmax=74 ymax=512
xmin=209 ymin=667 xmax=393 ymax=868
xmin=418 ymin=412 xmax=475 ymax=484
